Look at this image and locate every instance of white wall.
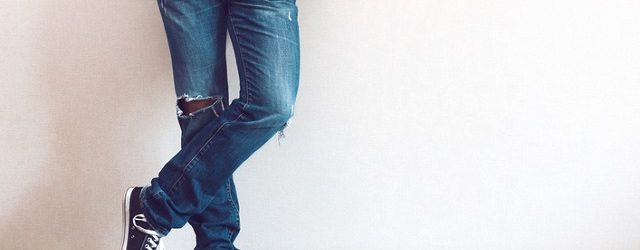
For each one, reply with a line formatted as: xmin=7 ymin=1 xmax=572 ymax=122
xmin=1 ymin=0 xmax=639 ymax=249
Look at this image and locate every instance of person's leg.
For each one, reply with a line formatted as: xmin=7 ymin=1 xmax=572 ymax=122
xmin=150 ymin=0 xmax=243 ymax=248
xmin=178 ymin=100 xmax=242 ymax=249
xmin=140 ymin=0 xmax=300 ymax=240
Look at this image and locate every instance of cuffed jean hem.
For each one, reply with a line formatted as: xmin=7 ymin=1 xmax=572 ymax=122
xmin=140 ymin=185 xmax=170 ymax=237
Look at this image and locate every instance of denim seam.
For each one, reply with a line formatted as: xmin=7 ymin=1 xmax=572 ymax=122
xmin=226 ymin=181 xmax=234 ymax=243
xmin=226 ymin=227 xmax=233 ymax=246
xmin=227 ymin=6 xmax=250 ymax=112
xmin=159 ymin=0 xmax=166 ymax=16
xmin=226 ymin=179 xmax=240 ymax=230
xmin=227 ymin=180 xmax=239 ymax=218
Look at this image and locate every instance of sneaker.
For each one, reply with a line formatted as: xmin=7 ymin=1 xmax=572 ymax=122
xmin=122 ymin=187 xmax=165 ymax=250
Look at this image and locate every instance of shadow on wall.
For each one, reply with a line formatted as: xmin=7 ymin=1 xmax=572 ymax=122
xmin=0 ymin=1 xmax=173 ymax=249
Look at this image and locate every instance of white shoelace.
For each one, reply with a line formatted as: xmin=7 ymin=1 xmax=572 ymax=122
xmin=132 ymin=214 xmax=165 ymax=250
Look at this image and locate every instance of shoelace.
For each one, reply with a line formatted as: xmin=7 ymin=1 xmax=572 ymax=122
xmin=132 ymin=214 xmax=165 ymax=250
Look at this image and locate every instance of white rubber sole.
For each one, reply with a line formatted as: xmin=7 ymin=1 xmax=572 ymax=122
xmin=121 ymin=187 xmax=134 ymax=250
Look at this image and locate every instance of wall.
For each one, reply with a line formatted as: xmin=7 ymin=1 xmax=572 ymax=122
xmin=1 ymin=0 xmax=639 ymax=249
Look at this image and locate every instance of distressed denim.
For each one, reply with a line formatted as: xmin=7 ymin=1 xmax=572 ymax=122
xmin=139 ymin=0 xmax=300 ymax=249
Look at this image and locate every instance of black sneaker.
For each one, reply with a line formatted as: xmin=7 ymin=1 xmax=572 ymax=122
xmin=122 ymin=187 xmax=165 ymax=250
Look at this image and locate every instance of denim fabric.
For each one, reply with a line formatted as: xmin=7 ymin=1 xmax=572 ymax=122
xmin=139 ymin=0 xmax=299 ymax=249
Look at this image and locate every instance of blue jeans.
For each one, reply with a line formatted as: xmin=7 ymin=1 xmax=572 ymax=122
xmin=139 ymin=0 xmax=300 ymax=249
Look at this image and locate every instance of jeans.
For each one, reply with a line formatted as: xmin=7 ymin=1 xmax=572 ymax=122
xmin=139 ymin=0 xmax=300 ymax=249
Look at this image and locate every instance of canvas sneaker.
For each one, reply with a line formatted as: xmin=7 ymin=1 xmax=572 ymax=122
xmin=122 ymin=187 xmax=165 ymax=250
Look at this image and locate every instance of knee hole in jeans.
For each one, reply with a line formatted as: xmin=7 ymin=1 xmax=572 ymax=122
xmin=176 ymin=96 xmax=224 ymax=118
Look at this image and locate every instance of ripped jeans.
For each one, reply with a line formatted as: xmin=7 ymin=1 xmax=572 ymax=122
xmin=139 ymin=0 xmax=299 ymax=249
